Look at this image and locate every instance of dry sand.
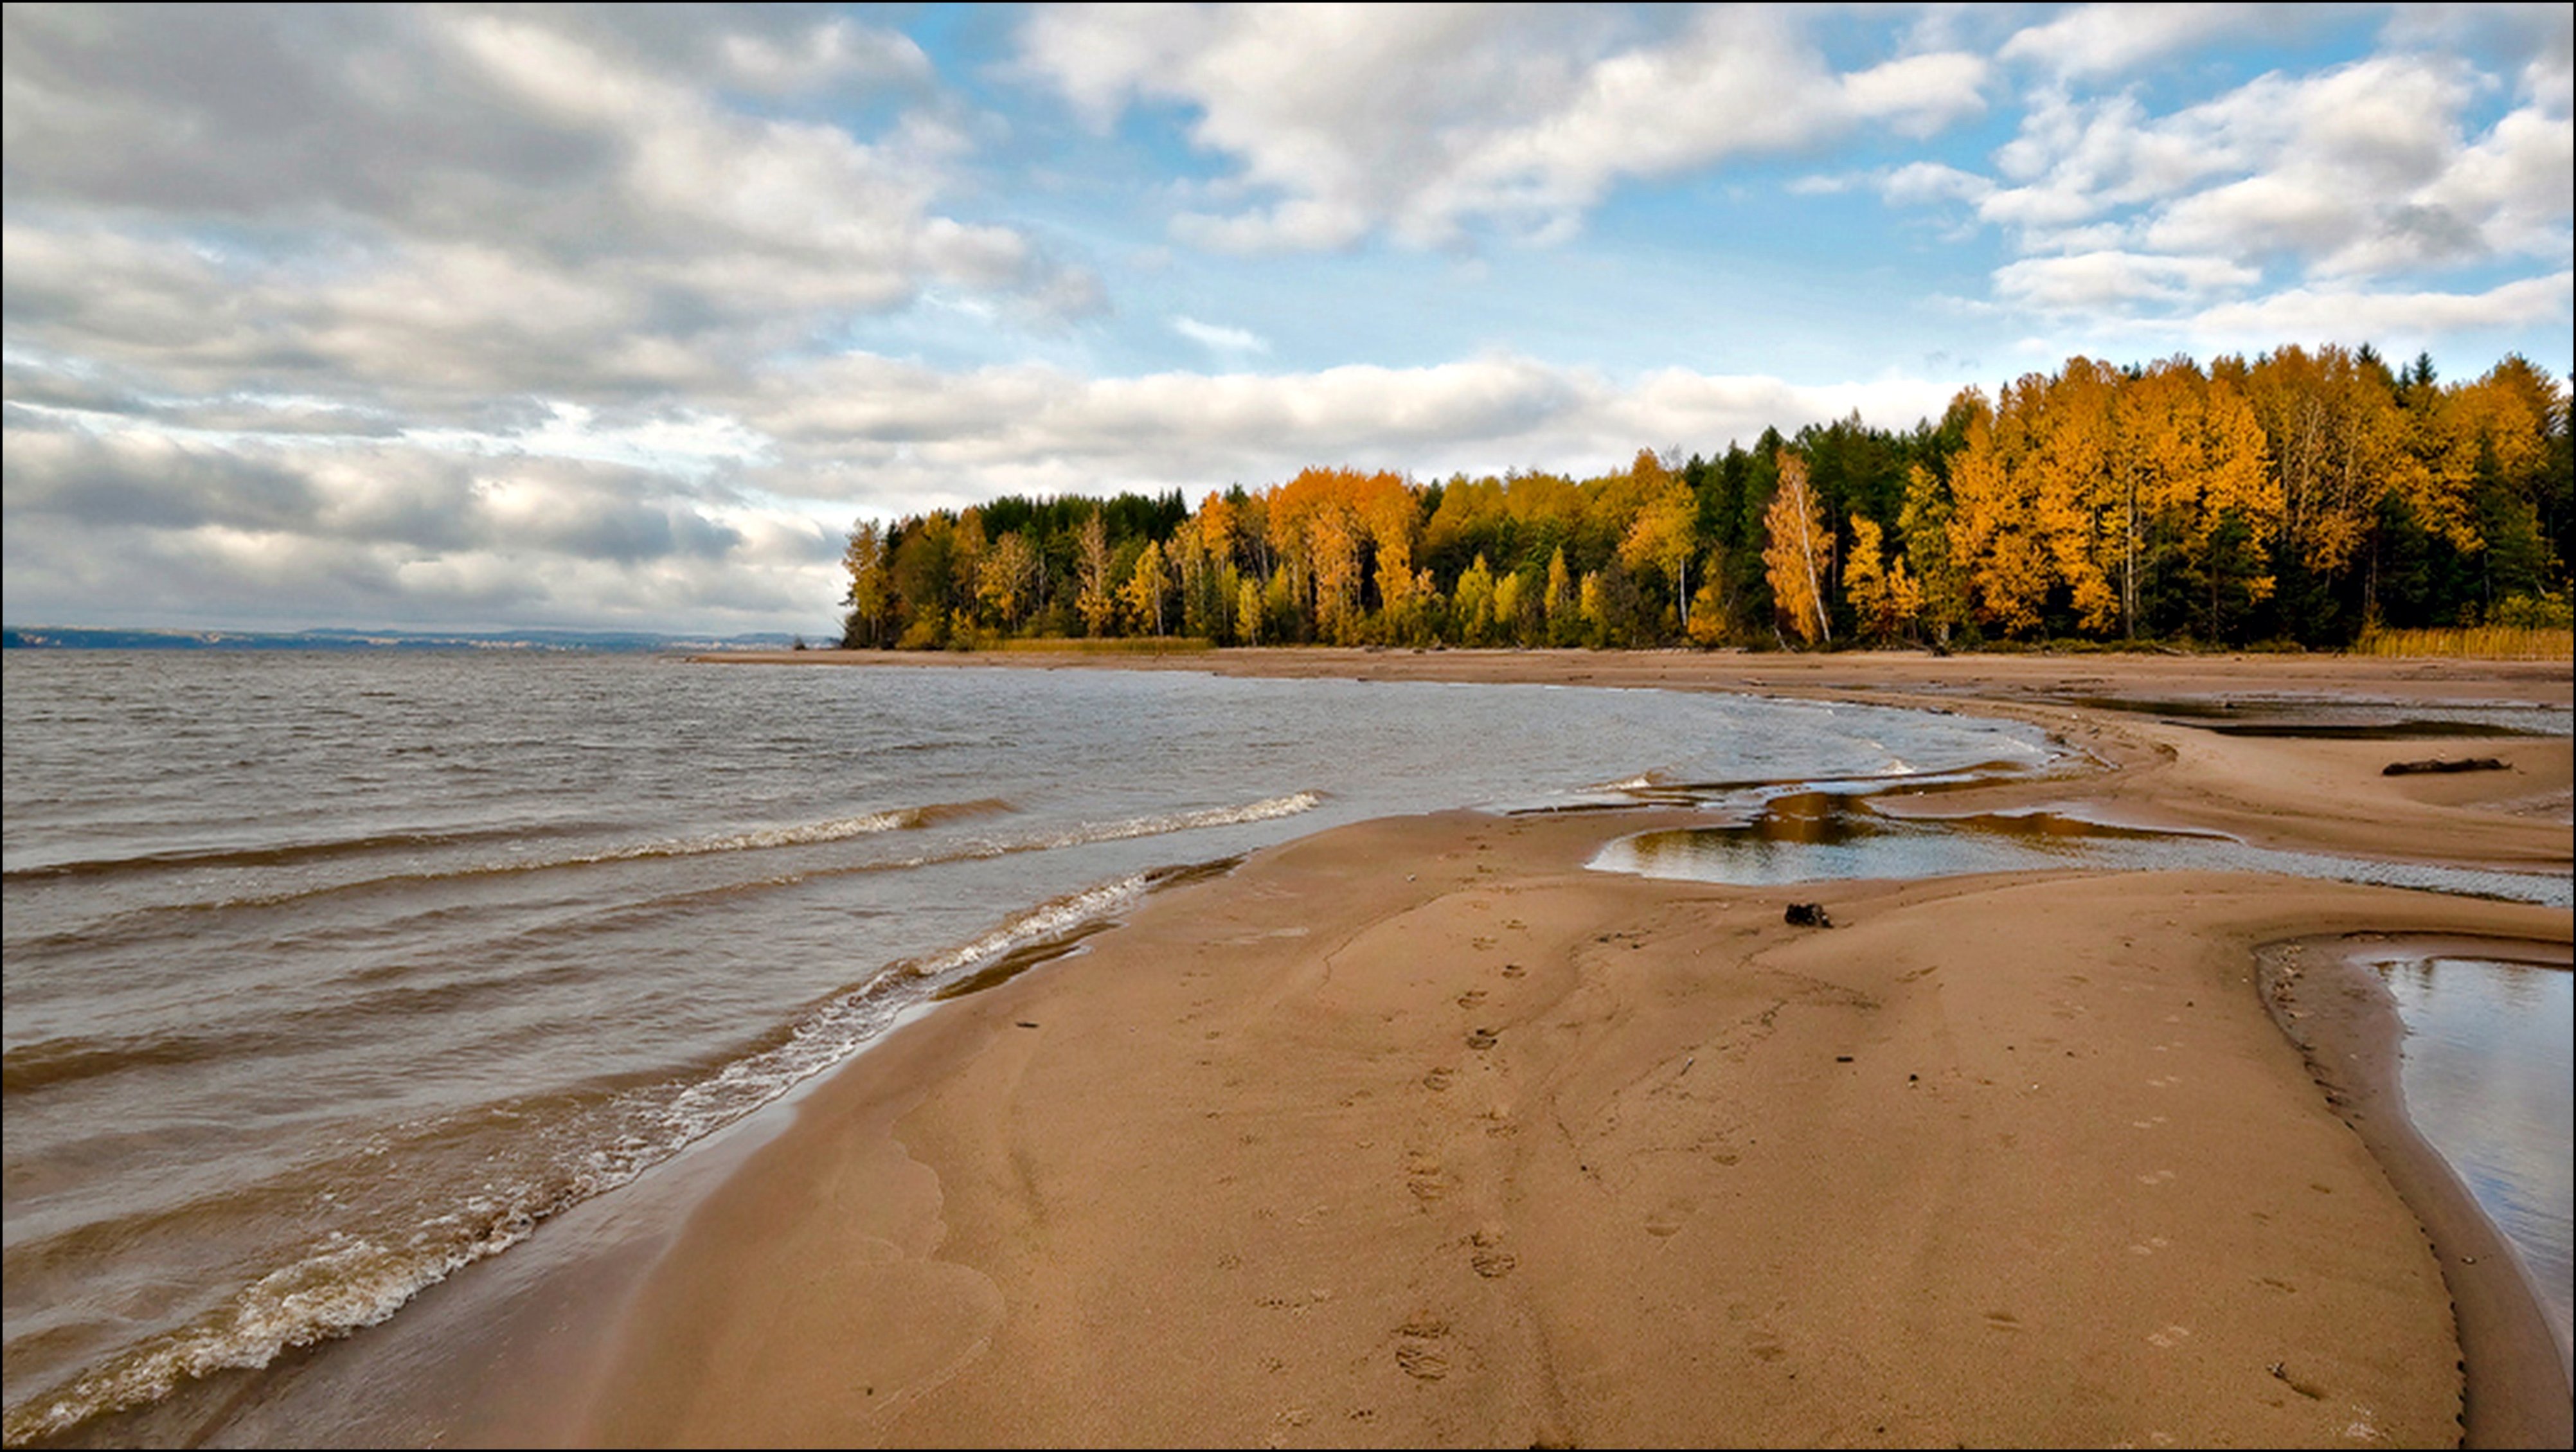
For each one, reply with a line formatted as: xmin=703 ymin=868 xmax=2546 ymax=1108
xmin=568 ymin=649 xmax=2572 ymax=1448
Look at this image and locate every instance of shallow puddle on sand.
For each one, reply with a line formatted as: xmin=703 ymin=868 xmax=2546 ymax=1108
xmin=1589 ymin=793 xmax=2572 ymax=907
xmin=2366 ymin=954 xmax=2574 ymax=1382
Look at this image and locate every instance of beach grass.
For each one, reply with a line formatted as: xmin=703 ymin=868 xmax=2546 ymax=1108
xmin=2352 ymin=625 xmax=2574 ymax=660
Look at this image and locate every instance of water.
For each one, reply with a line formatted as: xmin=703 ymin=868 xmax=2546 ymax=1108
xmin=2366 ymin=955 xmax=2575 ymax=1383
xmin=0 ymin=651 xmax=2055 ymax=1442
xmin=1590 ymin=793 xmax=2573 ymax=908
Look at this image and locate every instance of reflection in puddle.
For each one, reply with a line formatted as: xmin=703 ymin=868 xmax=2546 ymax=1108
xmin=2369 ymin=955 xmax=2574 ymax=1383
xmin=2052 ymin=694 xmax=2570 ymax=738
xmin=1591 ymin=793 xmax=2572 ymax=908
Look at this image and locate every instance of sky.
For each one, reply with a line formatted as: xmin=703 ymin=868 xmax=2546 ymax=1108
xmin=4 ymin=3 xmax=2570 ymax=637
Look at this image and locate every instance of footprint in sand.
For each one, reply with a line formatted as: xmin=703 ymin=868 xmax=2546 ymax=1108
xmin=1466 ymin=1027 xmax=1499 ymax=1050
xmin=1643 ymin=1200 xmax=1696 ymax=1238
xmin=1423 ymin=1066 xmax=1454 ymax=1093
xmin=1395 ymin=1313 xmax=1452 ymax=1380
xmin=1500 ymin=962 xmax=1526 ymax=979
xmin=1456 ymin=989 xmax=1488 ymax=1009
xmin=1407 ymin=1151 xmax=1449 ymax=1202
xmin=1468 ymin=1226 xmax=1517 ymax=1278
xmin=1983 ymin=1309 xmax=2022 ymax=1332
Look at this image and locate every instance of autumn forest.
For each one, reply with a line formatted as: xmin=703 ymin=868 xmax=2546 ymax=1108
xmin=841 ymin=345 xmax=2572 ymax=653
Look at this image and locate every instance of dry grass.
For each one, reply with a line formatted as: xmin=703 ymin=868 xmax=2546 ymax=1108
xmin=2351 ymin=625 xmax=2575 ymax=659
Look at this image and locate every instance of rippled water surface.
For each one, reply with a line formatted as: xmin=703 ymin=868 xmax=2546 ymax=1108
xmin=0 ymin=651 xmax=2055 ymax=1440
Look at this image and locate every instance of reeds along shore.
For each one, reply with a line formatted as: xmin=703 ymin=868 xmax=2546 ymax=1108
xmin=523 ymin=649 xmax=2572 ymax=1449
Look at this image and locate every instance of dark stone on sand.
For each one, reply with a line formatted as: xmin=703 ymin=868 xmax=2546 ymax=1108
xmin=1785 ymin=902 xmax=1834 ymax=928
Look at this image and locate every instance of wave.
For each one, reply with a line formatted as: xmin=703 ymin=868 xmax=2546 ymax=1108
xmin=4 ymin=1026 xmax=268 ymax=1096
xmin=4 ymin=800 xmax=1018 ymax=891
xmin=1 ymin=1167 xmax=579 ymax=1447
xmin=1 ymin=798 xmax=1315 ymax=1442
xmin=1 ymin=823 xmax=575 ymax=883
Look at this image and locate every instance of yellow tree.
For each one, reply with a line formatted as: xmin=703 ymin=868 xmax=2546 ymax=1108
xmin=841 ymin=519 xmax=897 ymax=647
xmin=1543 ymin=546 xmax=1578 ymax=645
xmin=2028 ymin=358 xmax=2120 ymax=635
xmin=1196 ymin=490 xmax=1239 ymax=572
xmin=1235 ymin=576 xmax=1265 ymax=645
xmin=1945 ymin=384 xmax=2050 ymax=636
xmin=1492 ymin=569 xmax=1529 ymax=643
xmin=2236 ymin=344 xmax=2410 ymax=580
xmin=1620 ymin=478 xmax=1700 ymax=635
xmin=1843 ymin=515 xmax=1920 ymax=643
xmin=977 ymin=530 xmax=1039 ymax=632
xmin=1075 ymin=510 xmax=1117 ymax=636
xmin=1762 ymin=451 xmax=1832 ymax=644
xmin=1121 ymin=539 xmax=1171 ymax=636
xmin=1454 ymin=554 xmax=1498 ymax=644
xmin=1364 ymin=476 xmax=1422 ymax=640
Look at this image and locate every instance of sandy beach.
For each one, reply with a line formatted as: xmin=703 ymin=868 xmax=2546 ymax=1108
xmin=499 ymin=647 xmax=2570 ymax=1449
xmin=197 ymin=648 xmax=2557 ymax=1450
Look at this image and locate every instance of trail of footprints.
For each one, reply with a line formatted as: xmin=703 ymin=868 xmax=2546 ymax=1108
xmin=1390 ymin=920 xmax=1533 ymax=1385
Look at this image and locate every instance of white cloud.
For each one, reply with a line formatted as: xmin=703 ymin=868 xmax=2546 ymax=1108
xmin=1170 ymin=316 xmax=1272 ymax=356
xmin=1994 ymin=251 xmax=2260 ymax=311
xmin=0 ymin=4 xmax=1098 ymax=420
xmin=2184 ymin=271 xmax=2574 ymax=341
xmin=740 ymin=350 xmax=1963 ymax=521
xmin=1019 ymin=4 xmax=1987 ymax=252
xmin=1998 ymin=4 xmax=2250 ymax=77
xmin=1879 ymin=38 xmax=2575 ymax=339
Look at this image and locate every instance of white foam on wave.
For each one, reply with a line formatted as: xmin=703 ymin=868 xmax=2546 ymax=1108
xmin=3 ymin=1215 xmax=540 ymax=1444
xmin=1035 ymin=791 xmax=1323 ymax=851
xmin=3 ymin=790 xmax=1323 ymax=1442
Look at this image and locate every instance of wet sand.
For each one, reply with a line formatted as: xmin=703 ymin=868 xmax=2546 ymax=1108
xmin=80 ymin=649 xmax=2563 ymax=1448
xmin=544 ymin=647 xmax=2570 ymax=1447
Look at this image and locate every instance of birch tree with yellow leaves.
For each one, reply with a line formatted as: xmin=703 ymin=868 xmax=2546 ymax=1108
xmin=1762 ymin=452 xmax=1832 ymax=645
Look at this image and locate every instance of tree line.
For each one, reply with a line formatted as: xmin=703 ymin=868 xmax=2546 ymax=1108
xmin=842 ymin=345 xmax=2572 ymax=652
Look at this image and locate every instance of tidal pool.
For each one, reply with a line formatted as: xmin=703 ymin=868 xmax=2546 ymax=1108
xmin=1589 ymin=793 xmax=2572 ymax=908
xmin=2366 ymin=953 xmax=2574 ymax=1383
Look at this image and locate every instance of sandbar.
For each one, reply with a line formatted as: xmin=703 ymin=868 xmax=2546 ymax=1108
xmin=539 ymin=648 xmax=2569 ymax=1447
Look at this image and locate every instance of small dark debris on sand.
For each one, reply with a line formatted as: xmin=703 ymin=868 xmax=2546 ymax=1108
xmin=1785 ymin=902 xmax=1834 ymax=928
xmin=2381 ymin=757 xmax=2508 ymax=776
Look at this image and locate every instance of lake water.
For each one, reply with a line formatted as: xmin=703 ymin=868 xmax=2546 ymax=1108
xmin=0 ymin=651 xmax=2055 ymax=1442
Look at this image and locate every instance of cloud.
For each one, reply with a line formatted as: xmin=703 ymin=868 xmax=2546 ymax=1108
xmin=0 ymin=4 xmax=1097 ymax=417
xmin=1994 ymin=251 xmax=2260 ymax=311
xmin=1170 ymin=316 xmax=1272 ymax=356
xmin=744 ymin=350 xmax=1962 ymax=517
xmin=1 ymin=409 xmax=839 ymax=632
xmin=1878 ymin=37 xmax=2574 ymax=344
xmin=1998 ymin=4 xmax=2251 ymax=77
xmin=1019 ymin=4 xmax=1987 ymax=251
xmin=2183 ymin=270 xmax=2574 ymax=343
xmin=8 ymin=321 xmax=1976 ymax=632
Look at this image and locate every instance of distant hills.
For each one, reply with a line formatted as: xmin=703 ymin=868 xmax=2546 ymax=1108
xmin=1 ymin=627 xmax=804 ymax=652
